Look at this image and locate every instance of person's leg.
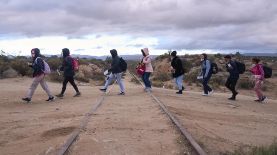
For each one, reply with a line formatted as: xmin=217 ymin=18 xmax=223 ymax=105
xmin=206 ymin=74 xmax=212 ymax=92
xmin=115 ymin=73 xmax=125 ymax=93
xmin=142 ymin=73 xmax=147 ymax=88
xmin=26 ymin=75 xmax=43 ymax=99
xmin=103 ymin=73 xmax=115 ymax=89
xmin=229 ymin=77 xmax=238 ymax=99
xmin=39 ymin=76 xmax=53 ymax=98
xmin=61 ymin=77 xmax=69 ymax=95
xmin=145 ymin=72 xmax=151 ymax=88
xmin=254 ymin=80 xmax=263 ymax=100
xmin=68 ymin=76 xmax=80 ymax=93
xmin=176 ymin=75 xmax=183 ymax=90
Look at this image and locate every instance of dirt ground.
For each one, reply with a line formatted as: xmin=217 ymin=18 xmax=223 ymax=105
xmin=0 ymin=74 xmax=277 ymax=155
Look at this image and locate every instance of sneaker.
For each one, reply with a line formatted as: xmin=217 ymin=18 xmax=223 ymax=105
xmin=208 ymin=90 xmax=214 ymax=95
xmin=22 ymin=97 xmax=31 ymax=102
xmin=118 ymin=92 xmax=125 ymax=95
xmin=99 ymin=88 xmax=107 ymax=92
xmin=228 ymin=97 xmax=236 ymax=100
xmin=260 ymin=96 xmax=267 ymax=102
xmin=254 ymin=99 xmax=261 ymax=102
xmin=176 ymin=90 xmax=183 ymax=94
xmin=202 ymin=93 xmax=208 ymax=96
xmin=56 ymin=94 xmax=64 ymax=98
xmin=46 ymin=96 xmax=55 ymax=101
xmin=234 ymin=92 xmax=238 ymax=98
xmin=73 ymin=92 xmax=81 ymax=97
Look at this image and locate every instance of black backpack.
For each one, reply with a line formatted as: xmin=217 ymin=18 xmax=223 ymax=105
xmin=263 ymin=66 xmax=272 ymax=78
xmin=211 ymin=62 xmax=219 ymax=74
xmin=119 ymin=57 xmax=127 ymax=72
xmin=235 ymin=61 xmax=246 ymax=74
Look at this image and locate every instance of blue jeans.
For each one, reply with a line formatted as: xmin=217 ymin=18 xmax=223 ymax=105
xmin=104 ymin=73 xmax=125 ymax=92
xmin=202 ymin=74 xmax=212 ymax=94
xmin=175 ymin=75 xmax=184 ymax=90
xmin=142 ymin=72 xmax=151 ymax=88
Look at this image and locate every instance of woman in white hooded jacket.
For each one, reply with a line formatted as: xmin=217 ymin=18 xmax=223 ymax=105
xmin=141 ymin=48 xmax=153 ymax=92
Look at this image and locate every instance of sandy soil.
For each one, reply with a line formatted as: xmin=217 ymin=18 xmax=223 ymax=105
xmin=0 ymin=74 xmax=277 ymax=155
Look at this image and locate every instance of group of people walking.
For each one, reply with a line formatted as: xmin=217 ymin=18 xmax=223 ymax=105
xmin=22 ymin=48 xmax=267 ymax=103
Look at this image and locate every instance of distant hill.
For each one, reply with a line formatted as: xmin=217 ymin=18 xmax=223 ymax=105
xmin=243 ymin=53 xmax=277 ymax=57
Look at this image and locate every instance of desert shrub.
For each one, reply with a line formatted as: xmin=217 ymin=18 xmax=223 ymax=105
xmin=210 ymin=75 xmax=226 ymax=88
xmin=46 ymin=57 xmax=62 ymax=71
xmin=10 ymin=58 xmax=32 ymax=76
xmin=238 ymin=78 xmax=254 ymax=90
xmin=185 ymin=68 xmax=200 ymax=83
xmin=155 ymin=53 xmax=170 ymax=61
xmin=2 ymin=68 xmax=18 ymax=78
xmin=152 ymin=81 xmax=164 ymax=87
xmin=0 ymin=61 xmax=10 ymax=75
xmin=182 ymin=59 xmax=193 ymax=73
xmin=152 ymin=72 xmax=171 ymax=82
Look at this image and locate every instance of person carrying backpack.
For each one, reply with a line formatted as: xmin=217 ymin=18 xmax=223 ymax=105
xmin=100 ymin=49 xmax=125 ymax=95
xmin=250 ymin=58 xmax=267 ymax=102
xmin=170 ymin=51 xmax=185 ymax=94
xmin=224 ymin=55 xmax=239 ymax=100
xmin=56 ymin=48 xmax=81 ymax=98
xmin=22 ymin=48 xmax=54 ymax=102
xmin=199 ymin=53 xmax=214 ymax=96
xmin=141 ymin=48 xmax=153 ymax=92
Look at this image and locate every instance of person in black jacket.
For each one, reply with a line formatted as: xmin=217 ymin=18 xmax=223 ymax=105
xmin=224 ymin=55 xmax=239 ymax=100
xmin=22 ymin=48 xmax=54 ymax=102
xmin=56 ymin=48 xmax=81 ymax=98
xmin=170 ymin=51 xmax=185 ymax=94
xmin=100 ymin=49 xmax=125 ymax=95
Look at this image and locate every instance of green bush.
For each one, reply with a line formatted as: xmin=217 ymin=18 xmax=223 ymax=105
xmin=10 ymin=58 xmax=32 ymax=76
xmin=238 ymin=78 xmax=254 ymax=90
xmin=152 ymin=72 xmax=171 ymax=82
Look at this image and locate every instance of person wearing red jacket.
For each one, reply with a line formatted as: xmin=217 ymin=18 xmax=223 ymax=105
xmin=250 ymin=58 xmax=267 ymax=102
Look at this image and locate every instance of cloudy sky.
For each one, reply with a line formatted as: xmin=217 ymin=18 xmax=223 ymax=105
xmin=0 ymin=0 xmax=276 ymax=56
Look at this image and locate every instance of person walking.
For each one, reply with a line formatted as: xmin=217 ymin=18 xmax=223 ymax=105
xmin=22 ymin=48 xmax=54 ymax=102
xmin=56 ymin=48 xmax=81 ymax=98
xmin=141 ymin=48 xmax=153 ymax=92
xmin=200 ymin=53 xmax=213 ymax=96
xmin=224 ymin=55 xmax=239 ymax=100
xmin=250 ymin=58 xmax=267 ymax=102
xmin=170 ymin=51 xmax=185 ymax=94
xmin=100 ymin=49 xmax=125 ymax=95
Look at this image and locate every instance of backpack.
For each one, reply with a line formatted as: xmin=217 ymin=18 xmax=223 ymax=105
xmin=119 ymin=57 xmax=127 ymax=72
xmin=235 ymin=61 xmax=245 ymax=74
xmin=35 ymin=57 xmax=51 ymax=74
xmin=71 ymin=57 xmax=79 ymax=71
xmin=211 ymin=62 xmax=218 ymax=74
xmin=263 ymin=66 xmax=272 ymax=78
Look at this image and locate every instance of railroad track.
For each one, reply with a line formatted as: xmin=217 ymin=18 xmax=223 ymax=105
xmin=48 ymin=72 xmax=207 ymax=155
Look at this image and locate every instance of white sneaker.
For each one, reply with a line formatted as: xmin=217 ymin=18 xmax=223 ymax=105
xmin=202 ymin=93 xmax=208 ymax=96
xmin=208 ymin=90 xmax=214 ymax=95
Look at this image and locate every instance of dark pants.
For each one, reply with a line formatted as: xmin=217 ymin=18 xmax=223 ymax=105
xmin=202 ymin=74 xmax=212 ymax=94
xmin=61 ymin=76 xmax=79 ymax=94
xmin=225 ymin=77 xmax=239 ymax=96
xmin=142 ymin=72 xmax=151 ymax=88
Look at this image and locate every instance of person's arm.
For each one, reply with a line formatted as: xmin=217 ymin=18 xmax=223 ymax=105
xmin=143 ymin=57 xmax=151 ymax=64
xmin=259 ymin=65 xmax=265 ymax=80
xmin=204 ymin=60 xmax=211 ymax=78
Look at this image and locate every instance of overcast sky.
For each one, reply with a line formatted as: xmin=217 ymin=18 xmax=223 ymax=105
xmin=0 ymin=0 xmax=276 ymax=56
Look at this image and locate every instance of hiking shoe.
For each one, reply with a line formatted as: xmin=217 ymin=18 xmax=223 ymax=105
xmin=260 ymin=96 xmax=267 ymax=102
xmin=118 ymin=92 xmax=125 ymax=95
xmin=228 ymin=97 xmax=236 ymax=100
xmin=46 ymin=96 xmax=55 ymax=102
xmin=56 ymin=94 xmax=64 ymax=98
xmin=208 ymin=90 xmax=214 ymax=95
xmin=74 ymin=92 xmax=81 ymax=97
xmin=22 ymin=97 xmax=31 ymax=102
xmin=176 ymin=90 xmax=183 ymax=94
xmin=99 ymin=88 xmax=107 ymax=92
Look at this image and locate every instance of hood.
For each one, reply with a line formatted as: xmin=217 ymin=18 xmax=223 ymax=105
xmin=62 ymin=48 xmax=70 ymax=58
xmin=142 ymin=48 xmax=149 ymax=56
xmin=110 ymin=49 xmax=118 ymax=58
xmin=31 ymin=48 xmax=40 ymax=60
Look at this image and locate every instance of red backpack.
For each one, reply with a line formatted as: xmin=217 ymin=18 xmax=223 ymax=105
xmin=70 ymin=57 xmax=79 ymax=71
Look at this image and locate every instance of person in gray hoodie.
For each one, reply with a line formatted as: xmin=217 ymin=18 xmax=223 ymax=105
xmin=100 ymin=49 xmax=125 ymax=95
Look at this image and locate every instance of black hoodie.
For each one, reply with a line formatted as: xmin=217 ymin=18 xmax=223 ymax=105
xmin=171 ymin=56 xmax=184 ymax=78
xmin=31 ymin=48 xmax=44 ymax=77
xmin=109 ymin=49 xmax=122 ymax=74
xmin=60 ymin=48 xmax=75 ymax=77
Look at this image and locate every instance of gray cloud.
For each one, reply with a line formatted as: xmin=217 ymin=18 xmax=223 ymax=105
xmin=0 ymin=0 xmax=277 ymax=52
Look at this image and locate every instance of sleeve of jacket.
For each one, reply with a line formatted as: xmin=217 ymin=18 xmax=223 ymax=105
xmin=34 ymin=58 xmax=44 ymax=71
xmin=110 ymin=58 xmax=120 ymax=72
xmin=204 ymin=60 xmax=211 ymax=78
xmin=143 ymin=57 xmax=151 ymax=64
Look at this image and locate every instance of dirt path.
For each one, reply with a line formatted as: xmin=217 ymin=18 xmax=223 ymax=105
xmin=0 ymin=74 xmax=277 ymax=155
